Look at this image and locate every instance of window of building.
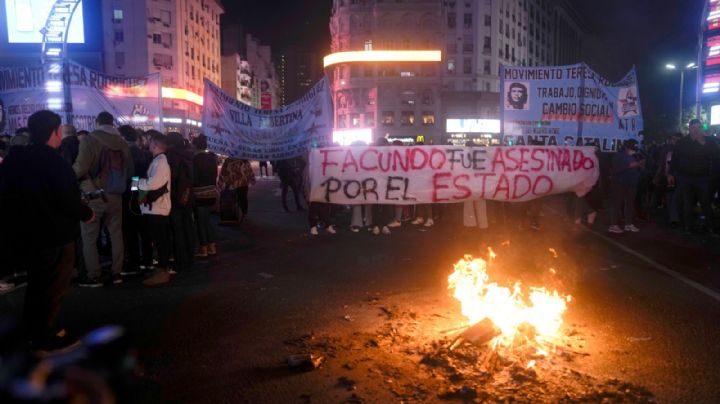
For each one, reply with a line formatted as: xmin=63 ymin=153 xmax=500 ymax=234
xmin=365 ymin=112 xmax=375 ymax=127
xmin=422 ymin=112 xmax=435 ymax=126
xmin=462 ymin=36 xmax=473 ymax=53
xmin=382 ymin=111 xmax=395 ymax=125
xmin=447 ymin=13 xmax=456 ymax=28
xmin=160 ymin=10 xmax=171 ymax=26
xmin=463 ymin=58 xmax=472 ymax=74
xmin=113 ymin=9 xmax=123 ymax=23
xmin=483 ymin=36 xmax=491 ymax=54
xmin=499 ymin=19 xmax=503 ymax=34
xmin=484 ymin=81 xmax=491 ymax=92
xmin=364 ymin=39 xmax=373 ymax=50
xmin=483 ymin=60 xmax=491 ymax=74
xmin=350 ymin=65 xmax=360 ymax=77
xmin=153 ymin=33 xmax=162 ymax=44
xmin=505 ymin=24 xmax=509 ymax=38
xmin=505 ymin=44 xmax=509 ymax=59
xmin=447 ymin=58 xmax=456 ymax=74
xmin=463 ymin=13 xmax=472 ymax=29
xmin=363 ymin=65 xmax=373 ymax=77
xmin=351 ymin=114 xmax=360 ymax=127
xmin=115 ymin=52 xmax=124 ymax=67
xmin=162 ymin=33 xmax=172 ymax=47
xmin=152 ymin=53 xmax=173 ymax=69
xmin=484 ymin=15 xmax=491 ymax=27
xmin=401 ymin=111 xmax=415 ymax=126
xmin=338 ymin=114 xmax=347 ymax=128
xmin=114 ymin=30 xmax=123 ymax=43
xmin=447 ymin=43 xmax=457 ymax=54
xmin=422 ymin=90 xmax=433 ymax=105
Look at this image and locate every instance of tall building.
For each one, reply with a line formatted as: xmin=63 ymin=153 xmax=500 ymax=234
xmin=277 ymin=47 xmax=323 ymax=106
xmin=220 ymin=21 xmax=280 ymax=110
xmin=441 ymin=0 xmax=584 ymax=145
xmin=101 ymin=0 xmax=224 ymax=132
xmin=327 ymin=0 xmax=444 ymax=145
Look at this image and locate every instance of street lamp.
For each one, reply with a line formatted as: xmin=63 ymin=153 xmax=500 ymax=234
xmin=666 ymin=62 xmax=699 ymax=130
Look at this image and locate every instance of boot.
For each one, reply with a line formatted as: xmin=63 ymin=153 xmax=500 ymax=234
xmin=207 ymin=243 xmax=217 ymax=255
xmin=143 ymin=268 xmax=170 ymax=286
xmin=195 ymin=245 xmax=208 ymax=258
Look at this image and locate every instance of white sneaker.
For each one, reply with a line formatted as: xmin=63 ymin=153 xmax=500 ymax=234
xmin=372 ymin=226 xmax=380 ymax=235
xmin=411 ymin=218 xmax=424 ymax=225
xmin=424 ymin=218 xmax=434 ymax=227
xmin=382 ymin=226 xmax=391 ymax=235
xmin=608 ymin=225 xmax=624 ymax=234
xmin=326 ymin=225 xmax=337 ymax=235
xmin=310 ymin=226 xmax=319 ymax=236
xmin=350 ymin=226 xmax=360 ymax=233
xmin=387 ymin=220 xmax=402 ymax=228
xmin=624 ymin=224 xmax=639 ymax=233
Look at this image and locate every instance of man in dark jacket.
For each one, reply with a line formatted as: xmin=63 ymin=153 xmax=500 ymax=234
xmin=669 ymin=119 xmax=720 ymax=233
xmin=166 ymin=132 xmax=196 ymax=272
xmin=0 ymin=110 xmax=94 ymax=352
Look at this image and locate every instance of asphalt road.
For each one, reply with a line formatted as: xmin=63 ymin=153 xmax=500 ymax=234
xmin=2 ymin=176 xmax=720 ymax=403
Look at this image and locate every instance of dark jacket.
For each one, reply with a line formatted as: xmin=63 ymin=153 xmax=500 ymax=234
xmin=166 ymin=147 xmax=195 ymax=207
xmin=670 ymin=136 xmax=719 ymax=178
xmin=611 ymin=150 xmax=641 ymax=186
xmin=193 ymin=151 xmax=218 ymax=188
xmin=73 ymin=125 xmax=134 ymax=194
xmin=0 ymin=144 xmax=93 ymax=250
xmin=58 ymin=135 xmax=80 ymax=165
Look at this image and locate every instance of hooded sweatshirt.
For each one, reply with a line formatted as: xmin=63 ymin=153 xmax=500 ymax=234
xmin=73 ymin=125 xmax=134 ymax=194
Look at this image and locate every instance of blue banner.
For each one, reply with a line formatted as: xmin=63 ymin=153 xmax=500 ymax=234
xmin=500 ymin=63 xmax=643 ymax=152
xmin=201 ymin=77 xmax=332 ymax=160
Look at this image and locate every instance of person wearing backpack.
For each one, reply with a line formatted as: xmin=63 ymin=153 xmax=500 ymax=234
xmin=72 ymin=112 xmax=133 ymax=287
xmin=166 ymin=132 xmax=196 ymax=272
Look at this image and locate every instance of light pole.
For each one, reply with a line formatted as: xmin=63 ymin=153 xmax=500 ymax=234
xmin=666 ymin=62 xmax=699 ymax=130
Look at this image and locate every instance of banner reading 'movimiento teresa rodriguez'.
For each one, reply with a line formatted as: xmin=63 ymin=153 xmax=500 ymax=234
xmin=0 ymin=62 xmax=162 ymax=134
xmin=309 ymin=146 xmax=599 ymax=205
xmin=202 ymin=77 xmax=332 ymax=160
xmin=500 ymin=63 xmax=643 ymax=152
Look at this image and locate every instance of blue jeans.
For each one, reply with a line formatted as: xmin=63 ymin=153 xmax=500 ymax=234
xmin=195 ymin=205 xmax=216 ymax=246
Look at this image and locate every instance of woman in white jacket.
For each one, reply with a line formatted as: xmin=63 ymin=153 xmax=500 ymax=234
xmin=138 ymin=132 xmax=172 ymax=286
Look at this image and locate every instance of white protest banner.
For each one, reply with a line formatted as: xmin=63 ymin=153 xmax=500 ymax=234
xmin=201 ymin=77 xmax=332 ymax=160
xmin=310 ymin=146 xmax=599 ymax=205
xmin=0 ymin=62 xmax=162 ymax=134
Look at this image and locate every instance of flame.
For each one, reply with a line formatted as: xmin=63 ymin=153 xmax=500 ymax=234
xmin=448 ymin=252 xmax=570 ymax=348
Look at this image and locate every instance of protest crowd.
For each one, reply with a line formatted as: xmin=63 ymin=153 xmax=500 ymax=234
xmin=0 ymin=110 xmax=718 ymax=352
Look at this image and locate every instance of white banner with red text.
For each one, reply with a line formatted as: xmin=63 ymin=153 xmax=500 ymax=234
xmin=309 ymin=146 xmax=599 ymax=204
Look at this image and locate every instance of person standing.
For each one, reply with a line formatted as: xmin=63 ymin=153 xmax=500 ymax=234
xmin=276 ymin=158 xmax=305 ymax=212
xmin=73 ymin=112 xmax=133 ymax=287
xmin=0 ymin=110 xmax=94 ymax=351
xmin=608 ymin=139 xmax=644 ymax=234
xmin=669 ymin=119 xmax=720 ymax=234
xmin=166 ymin=132 xmax=196 ymax=272
xmin=259 ymin=160 xmax=269 ymax=177
xmin=192 ymin=135 xmax=219 ymax=257
xmin=138 ymin=133 xmax=173 ymax=286
xmin=218 ymin=157 xmax=256 ymax=222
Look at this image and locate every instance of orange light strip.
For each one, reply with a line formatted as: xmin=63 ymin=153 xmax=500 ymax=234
xmin=323 ymin=50 xmax=442 ymax=68
xmin=162 ymin=87 xmax=204 ymax=106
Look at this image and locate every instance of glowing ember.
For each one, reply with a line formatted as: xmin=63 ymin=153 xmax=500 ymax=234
xmin=448 ymin=251 xmax=571 ymax=349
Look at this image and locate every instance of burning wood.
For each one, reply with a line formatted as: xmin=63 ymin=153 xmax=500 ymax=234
xmin=448 ymin=318 xmax=501 ymax=350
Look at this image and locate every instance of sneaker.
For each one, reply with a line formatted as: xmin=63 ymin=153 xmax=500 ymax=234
xmin=310 ymin=226 xmax=319 ymax=236
xmin=372 ymin=226 xmax=381 ymax=235
xmin=195 ymin=246 xmax=208 ymax=258
xmin=624 ymin=224 xmax=639 ymax=233
xmin=411 ymin=217 xmax=425 ymax=225
xmin=139 ymin=264 xmax=155 ymax=271
xmin=608 ymin=225 xmax=624 ymax=234
xmin=142 ymin=269 xmax=171 ymax=286
xmin=424 ymin=218 xmax=435 ymax=227
xmin=387 ymin=220 xmax=402 ymax=228
xmin=112 ymin=274 xmax=123 ymax=285
xmin=326 ymin=225 xmax=337 ymax=235
xmin=77 ymin=276 xmax=103 ymax=288
xmin=168 ymin=268 xmax=178 ymax=275
xmin=382 ymin=226 xmax=391 ymax=235
xmin=350 ymin=226 xmax=361 ymax=233
xmin=207 ymin=243 xmax=217 ymax=255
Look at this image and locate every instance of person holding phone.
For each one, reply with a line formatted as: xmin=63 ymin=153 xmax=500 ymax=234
xmin=608 ymin=139 xmax=644 ymax=234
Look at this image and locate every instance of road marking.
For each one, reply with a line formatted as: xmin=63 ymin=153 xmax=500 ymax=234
xmin=586 ymin=228 xmax=720 ymax=303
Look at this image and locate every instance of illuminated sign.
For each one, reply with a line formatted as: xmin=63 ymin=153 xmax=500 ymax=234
xmin=333 ymin=128 xmax=373 ymax=146
xmin=703 ymin=73 xmax=720 ymax=94
xmin=5 ymin=0 xmax=85 ymax=43
xmin=446 ymin=118 xmax=501 ymax=133
xmin=323 ymin=50 xmax=442 ymax=68
xmin=708 ymin=36 xmax=720 ymax=66
xmin=709 ymin=2 xmax=720 ymax=29
xmin=161 ymin=87 xmax=203 ymax=105
xmin=712 ymin=105 xmax=720 ymax=125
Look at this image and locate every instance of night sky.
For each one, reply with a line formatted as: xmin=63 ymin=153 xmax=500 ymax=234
xmin=221 ymin=0 xmax=704 ymax=133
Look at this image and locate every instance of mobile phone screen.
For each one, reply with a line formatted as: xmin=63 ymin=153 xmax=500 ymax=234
xmin=131 ymin=176 xmax=139 ymax=191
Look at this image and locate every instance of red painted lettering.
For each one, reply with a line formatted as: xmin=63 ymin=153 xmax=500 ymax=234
xmin=410 ymin=148 xmax=429 ymax=170
xmin=512 ymin=174 xmax=532 ymax=199
xmin=392 ymin=149 xmax=409 ymax=172
xmin=493 ymin=173 xmax=511 ymax=199
xmin=432 ymin=172 xmax=451 ymax=202
xmin=342 ymin=150 xmax=359 ymax=173
xmin=532 ymin=175 xmax=554 ymax=195
xmin=429 ymin=148 xmax=447 ymax=170
xmin=474 ymin=173 xmax=494 ymax=198
xmin=320 ymin=149 xmax=341 ymax=176
xmin=491 ymin=149 xmax=506 ymax=172
xmin=453 ymin=174 xmax=471 ymax=200
xmin=530 ymin=148 xmax=546 ymax=171
xmin=359 ymin=149 xmax=379 ymax=171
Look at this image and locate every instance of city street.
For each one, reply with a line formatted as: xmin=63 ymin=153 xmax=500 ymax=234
xmin=2 ymin=176 xmax=720 ymax=403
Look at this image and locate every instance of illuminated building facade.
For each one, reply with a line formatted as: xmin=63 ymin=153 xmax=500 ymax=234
xmin=702 ymin=0 xmax=720 ymax=127
xmin=101 ymin=0 xmax=224 ymax=132
xmin=277 ymin=46 xmax=323 ymax=106
xmin=328 ymin=0 xmax=444 ymax=145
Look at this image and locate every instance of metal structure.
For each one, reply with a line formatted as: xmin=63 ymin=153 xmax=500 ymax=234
xmin=40 ymin=0 xmax=83 ymax=123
